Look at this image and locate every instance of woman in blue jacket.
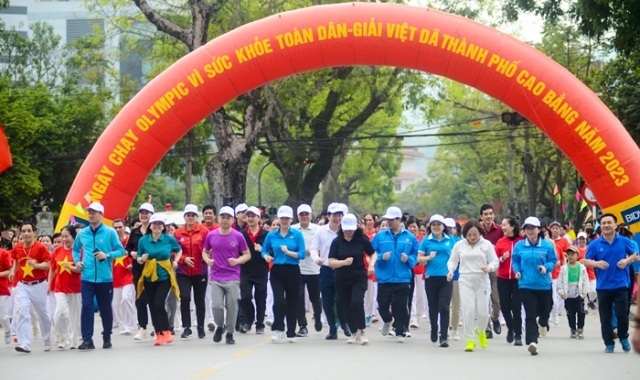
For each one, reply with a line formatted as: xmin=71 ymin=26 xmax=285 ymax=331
xmin=512 ymin=216 xmax=557 ymax=356
xmin=418 ymin=214 xmax=454 ymax=347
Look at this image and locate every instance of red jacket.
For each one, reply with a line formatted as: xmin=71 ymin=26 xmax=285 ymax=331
xmin=174 ymin=224 xmax=210 ymax=277
xmin=551 ymin=237 xmax=569 ymax=280
xmin=495 ymin=235 xmax=523 ymax=280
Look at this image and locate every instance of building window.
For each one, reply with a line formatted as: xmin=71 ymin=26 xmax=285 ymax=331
xmin=395 ymin=180 xmax=402 ymax=192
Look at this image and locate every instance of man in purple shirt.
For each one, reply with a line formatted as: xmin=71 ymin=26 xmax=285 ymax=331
xmin=203 ymin=206 xmax=251 ymax=345
xmin=478 ymin=204 xmax=504 ymax=339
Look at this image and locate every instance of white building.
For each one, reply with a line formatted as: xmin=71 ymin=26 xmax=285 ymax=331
xmin=393 ymin=147 xmax=426 ymax=193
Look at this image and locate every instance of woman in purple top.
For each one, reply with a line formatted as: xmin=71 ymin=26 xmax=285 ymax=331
xmin=202 ymin=206 xmax=251 ymax=345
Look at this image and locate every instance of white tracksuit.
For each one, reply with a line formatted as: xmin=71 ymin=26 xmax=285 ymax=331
xmin=54 ymin=292 xmax=81 ymax=347
xmin=448 ymin=238 xmax=499 ymax=339
xmin=16 ymin=281 xmax=51 ymax=349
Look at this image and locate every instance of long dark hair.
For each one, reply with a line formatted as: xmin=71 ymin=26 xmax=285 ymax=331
xmin=503 ymin=216 xmax=520 ymax=240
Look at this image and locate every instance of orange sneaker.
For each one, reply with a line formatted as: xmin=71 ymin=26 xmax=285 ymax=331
xmin=154 ymin=332 xmax=165 ymax=346
xmin=164 ymin=331 xmax=174 ymax=344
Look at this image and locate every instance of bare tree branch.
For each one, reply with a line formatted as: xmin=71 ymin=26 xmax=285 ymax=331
xmin=132 ymin=0 xmax=193 ymax=47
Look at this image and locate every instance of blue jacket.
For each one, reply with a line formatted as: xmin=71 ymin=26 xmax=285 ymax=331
xmin=73 ymin=223 xmax=126 ymax=283
xmin=371 ymin=227 xmax=418 ymax=284
xmin=512 ymin=237 xmax=557 ymax=291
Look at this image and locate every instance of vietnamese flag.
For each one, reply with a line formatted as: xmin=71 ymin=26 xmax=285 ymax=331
xmin=0 ymin=124 xmax=12 ymax=174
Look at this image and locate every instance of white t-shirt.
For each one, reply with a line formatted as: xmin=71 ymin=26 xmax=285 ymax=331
xmin=310 ymin=224 xmax=340 ymax=267
xmin=291 ymin=222 xmax=320 ymax=275
xmin=448 ymin=237 xmax=499 ymax=275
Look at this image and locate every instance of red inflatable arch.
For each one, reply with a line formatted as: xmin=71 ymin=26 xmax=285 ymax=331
xmin=57 ymin=2 xmax=640 ymax=232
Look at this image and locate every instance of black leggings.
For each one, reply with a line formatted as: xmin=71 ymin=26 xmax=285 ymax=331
xmin=270 ymin=265 xmax=301 ymax=338
xmin=176 ymin=274 xmax=207 ymax=329
xmin=133 ymin=273 xmax=148 ymax=329
xmin=240 ymin=274 xmax=268 ymax=329
xmin=145 ymin=280 xmax=171 ymax=333
xmin=497 ymin=277 xmax=522 ymax=337
xmin=425 ymin=276 xmax=453 ymax=340
xmin=335 ymin=273 xmax=368 ymax=332
xmin=298 ymin=274 xmax=322 ymax=327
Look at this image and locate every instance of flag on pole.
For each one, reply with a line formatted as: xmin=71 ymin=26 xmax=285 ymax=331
xmin=562 ymin=203 xmax=566 ymax=214
xmin=575 ymin=190 xmax=581 ymax=203
xmin=553 ymin=184 xmax=559 ymax=195
xmin=584 ymin=209 xmax=593 ymax=222
xmin=556 ymin=193 xmax=562 ymax=204
xmin=580 ymin=199 xmax=588 ymax=211
xmin=69 ymin=215 xmax=77 ymax=225
xmin=0 ymin=124 xmax=12 ymax=174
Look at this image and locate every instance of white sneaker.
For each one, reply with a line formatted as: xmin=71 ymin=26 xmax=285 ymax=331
xmin=57 ymin=341 xmax=65 ymax=349
xmin=553 ymin=316 xmax=560 ymax=325
xmin=359 ymin=332 xmax=369 ymax=345
xmin=410 ymin=320 xmax=419 ymax=329
xmin=287 ymin=336 xmax=296 ymax=343
xmin=64 ymin=339 xmax=71 ymax=349
xmin=388 ymin=329 xmax=396 ymax=337
xmin=396 ymin=335 xmax=405 ymax=343
xmin=120 ymin=329 xmax=133 ymax=335
xmin=371 ymin=316 xmax=379 ymax=323
xmin=539 ymin=324 xmax=547 ymax=337
xmin=44 ymin=340 xmax=52 ymax=352
xmin=32 ymin=326 xmax=39 ymax=340
xmin=271 ymin=331 xmax=284 ymax=342
xmin=381 ymin=322 xmax=391 ymax=336
xmin=134 ymin=328 xmax=148 ymax=340
xmin=4 ymin=332 xmax=10 ymax=345
xmin=347 ymin=333 xmax=357 ymax=344
xmin=451 ymin=331 xmax=460 ymax=341
xmin=405 ymin=331 xmax=412 ymax=338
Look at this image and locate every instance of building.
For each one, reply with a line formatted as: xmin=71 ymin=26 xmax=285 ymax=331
xmin=393 ymin=147 xmax=426 ymax=193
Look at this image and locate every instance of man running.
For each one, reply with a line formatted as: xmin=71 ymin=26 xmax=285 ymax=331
xmin=477 ymin=204 xmax=504 ymax=338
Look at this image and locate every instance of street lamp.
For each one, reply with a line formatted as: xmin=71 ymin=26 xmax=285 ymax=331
xmin=258 ymin=161 xmax=273 ymax=208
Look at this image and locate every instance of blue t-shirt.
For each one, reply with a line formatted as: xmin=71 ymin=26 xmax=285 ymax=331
xmin=585 ymin=234 xmax=637 ymax=290
xmin=262 ymin=227 xmax=306 ymax=266
xmin=137 ymin=233 xmax=181 ymax=282
xmin=418 ymin=233 xmax=453 ymax=277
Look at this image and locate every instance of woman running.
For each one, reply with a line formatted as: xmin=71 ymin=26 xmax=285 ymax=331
xmin=495 ymin=216 xmax=524 ymax=346
xmin=512 ymin=217 xmax=557 ymax=356
xmin=447 ymin=220 xmax=499 ymax=352
xmin=48 ymin=226 xmax=81 ymax=349
xmin=329 ymin=213 xmax=376 ymax=345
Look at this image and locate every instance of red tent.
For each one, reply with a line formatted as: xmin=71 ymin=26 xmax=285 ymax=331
xmin=0 ymin=124 xmax=12 ymax=174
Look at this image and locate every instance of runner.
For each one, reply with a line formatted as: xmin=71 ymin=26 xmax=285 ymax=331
xmin=239 ymin=206 xmax=269 ymax=334
xmin=48 ymin=226 xmax=81 ymax=349
xmin=10 ymin=222 xmax=53 ymax=353
xmin=0 ymin=244 xmax=10 ymax=344
xmin=174 ymin=204 xmax=210 ymax=339
xmin=136 ymin=214 xmax=182 ymax=346
xmin=202 ymin=206 xmax=251 ymax=345
xmin=477 ymin=204 xmax=503 ymax=338
xmin=329 ymin=213 xmax=376 ymax=345
xmin=576 ymin=232 xmax=597 ymax=310
xmin=310 ymin=202 xmax=351 ymax=340
xmin=262 ymin=205 xmax=306 ymax=343
xmin=444 ymin=217 xmax=460 ymax=341
xmin=512 ymin=216 xmax=557 ymax=356
xmin=556 ymin=246 xmax=589 ymax=339
xmin=126 ymin=202 xmax=154 ymax=340
xmin=363 ymin=213 xmax=378 ymax=327
xmin=549 ymin=221 xmax=569 ymax=326
xmin=447 ymin=220 xmax=499 ymax=351
xmin=372 ymin=206 xmax=418 ymax=343
xmin=418 ymin=214 xmax=453 ymax=346
xmin=584 ymin=213 xmax=637 ymax=353
xmin=202 ymin=205 xmax=220 ymax=332
xmin=111 ymin=219 xmax=135 ymax=336
xmin=291 ymin=204 xmax=322 ymax=336
xmin=73 ymin=202 xmax=126 ymax=350
xmin=234 ymin=203 xmax=249 ymax=231
xmin=495 ymin=216 xmax=524 ymax=346
xmin=407 ymin=218 xmax=426 ymax=333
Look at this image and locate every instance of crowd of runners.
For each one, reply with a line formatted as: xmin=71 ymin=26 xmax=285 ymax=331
xmin=1 ymin=200 xmax=639 ymax=356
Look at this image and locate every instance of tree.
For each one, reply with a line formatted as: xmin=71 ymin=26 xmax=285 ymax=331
xmin=129 ymin=173 xmax=185 ymax=215
xmin=501 ymin=0 xmax=640 ymax=54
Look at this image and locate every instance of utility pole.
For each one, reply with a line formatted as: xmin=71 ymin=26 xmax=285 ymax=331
xmin=501 ymin=112 xmax=527 ymax=216
xmin=523 ymin=125 xmax=536 ymax=215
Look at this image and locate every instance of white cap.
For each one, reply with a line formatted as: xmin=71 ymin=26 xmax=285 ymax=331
xmin=235 ymin=203 xmax=248 ymax=214
xmin=138 ymin=202 xmax=155 ymax=214
xmin=338 ymin=203 xmax=349 ymax=214
xmin=577 ymin=232 xmax=587 ymax=239
xmin=549 ymin=221 xmax=561 ymax=228
xmin=444 ymin=218 xmax=456 ymax=228
xmin=341 ymin=213 xmax=358 ymax=231
xmin=246 ymin=206 xmax=261 ymax=216
xmin=125 ymin=227 xmax=131 ymax=234
xmin=382 ymin=206 xmax=402 ymax=220
xmin=183 ymin=204 xmax=198 ymax=215
xmin=149 ymin=214 xmax=165 ymax=225
xmin=277 ymin=206 xmax=294 ymax=219
xmin=297 ymin=204 xmax=312 ymax=215
xmin=521 ymin=216 xmax=541 ymax=228
xmin=85 ymin=202 xmax=105 ymax=214
xmin=327 ymin=202 xmax=342 ymax=214
xmin=429 ymin=214 xmax=445 ymax=225
xmin=219 ymin=206 xmax=235 ymax=217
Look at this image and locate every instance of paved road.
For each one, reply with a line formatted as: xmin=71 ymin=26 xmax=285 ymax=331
xmin=2 ymin=310 xmax=638 ymax=379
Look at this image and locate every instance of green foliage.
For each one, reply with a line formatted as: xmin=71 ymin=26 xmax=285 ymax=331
xmin=244 ymin=155 xmax=287 ymax=209
xmin=501 ymin=0 xmax=640 ymax=54
xmin=130 ymin=173 xmax=185 ymax=216
xmin=0 ymin=20 xmax=111 ymax=227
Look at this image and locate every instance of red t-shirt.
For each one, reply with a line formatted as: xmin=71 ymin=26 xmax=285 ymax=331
xmin=51 ymin=246 xmax=81 ymax=294
xmin=413 ymin=234 xmax=426 ymax=275
xmin=11 ymin=241 xmax=50 ymax=282
xmin=0 ymin=248 xmax=12 ymax=295
xmin=552 ymin=237 xmax=569 ymax=280
xmin=577 ymin=246 xmax=596 ymax=280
